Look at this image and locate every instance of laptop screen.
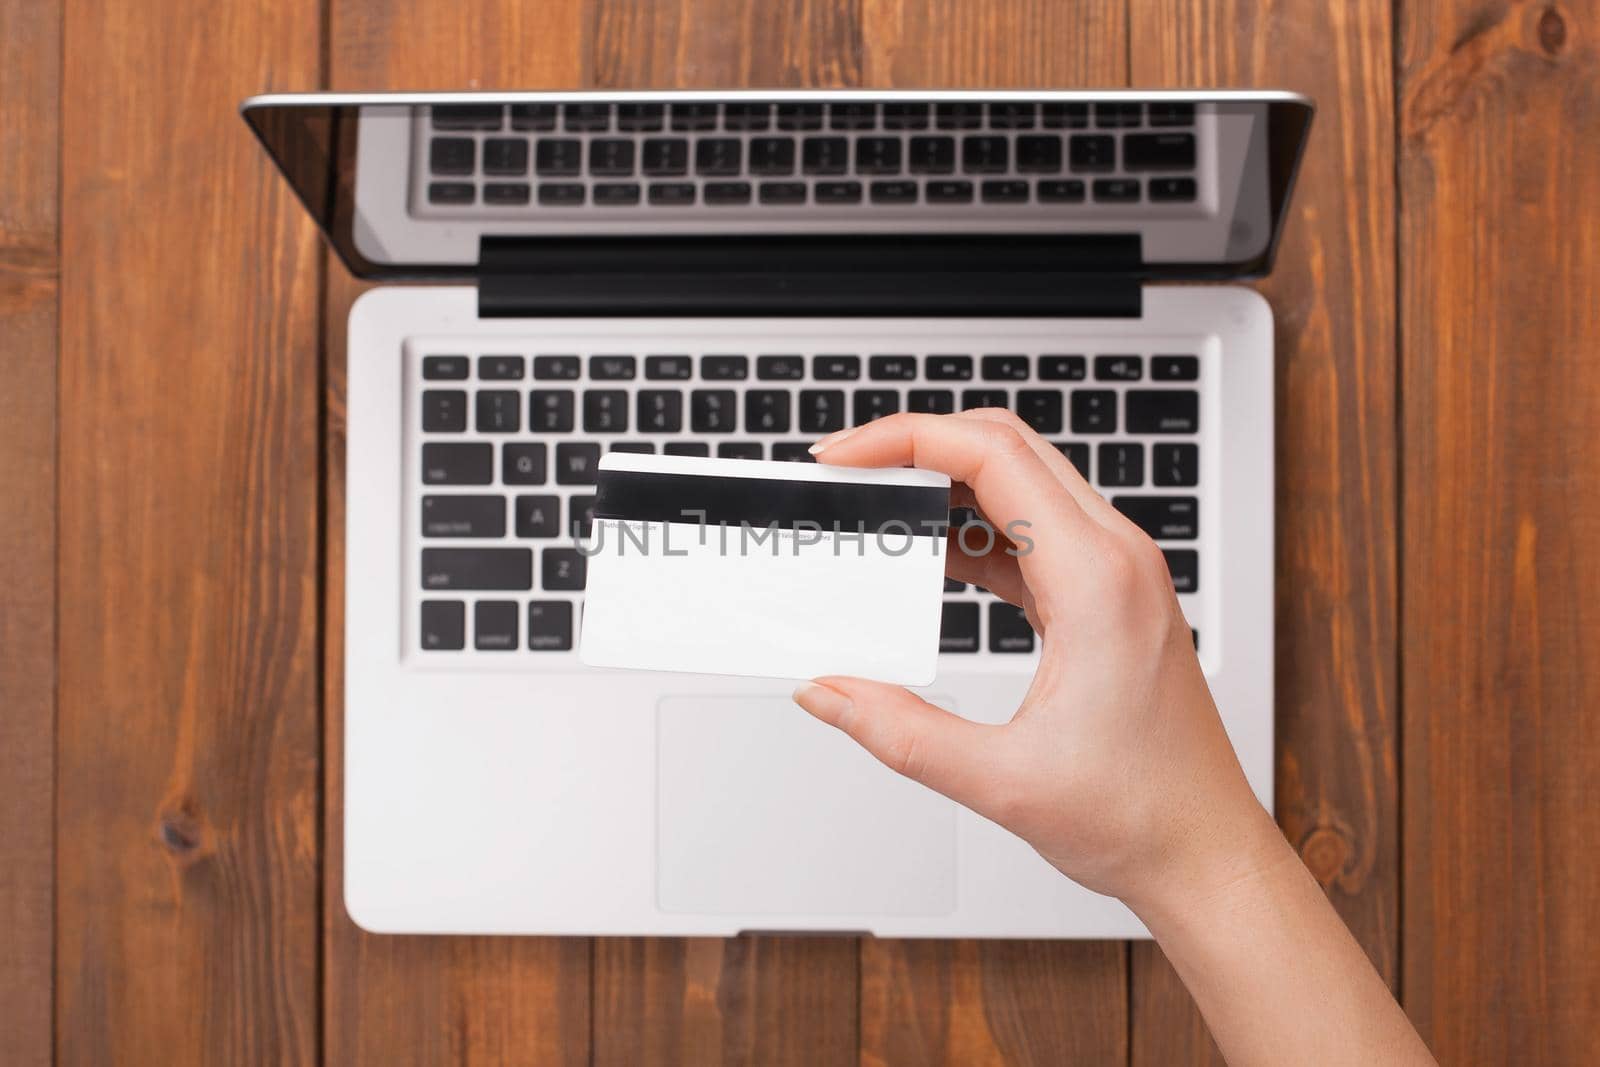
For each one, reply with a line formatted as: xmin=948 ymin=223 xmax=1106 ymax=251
xmin=243 ymin=90 xmax=1312 ymax=283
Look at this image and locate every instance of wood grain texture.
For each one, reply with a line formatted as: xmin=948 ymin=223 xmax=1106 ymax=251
xmin=0 ymin=0 xmax=59 ymax=1063
xmin=1398 ymin=1 xmax=1600 ymax=1062
xmin=321 ymin=3 xmax=595 ymax=1065
xmin=55 ymin=0 xmax=324 ymax=1064
xmin=1127 ymin=1 xmax=1400 ymax=1062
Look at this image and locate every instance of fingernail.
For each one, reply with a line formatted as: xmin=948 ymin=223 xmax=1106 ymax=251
xmin=808 ymin=427 xmax=857 ymax=455
xmin=792 ymin=681 xmax=853 ymax=722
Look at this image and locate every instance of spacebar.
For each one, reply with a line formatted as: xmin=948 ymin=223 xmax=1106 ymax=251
xmin=420 ymin=548 xmax=533 ymax=590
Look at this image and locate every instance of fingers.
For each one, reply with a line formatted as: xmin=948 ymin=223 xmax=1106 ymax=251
xmin=954 ymin=408 xmax=1121 ymax=526
xmin=794 ymin=677 xmax=1008 ymax=813
xmin=945 ymin=528 xmax=1034 ymax=613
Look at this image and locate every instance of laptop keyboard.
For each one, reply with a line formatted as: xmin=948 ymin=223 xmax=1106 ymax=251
xmin=412 ymin=332 xmax=1205 ymax=663
xmin=418 ymin=100 xmax=1199 ymax=213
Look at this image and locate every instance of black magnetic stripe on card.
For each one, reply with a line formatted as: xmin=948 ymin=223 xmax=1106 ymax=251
xmin=593 ymin=469 xmax=950 ymax=534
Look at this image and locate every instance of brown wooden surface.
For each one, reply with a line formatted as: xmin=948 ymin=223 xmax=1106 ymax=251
xmin=0 ymin=0 xmax=60 ymax=1064
xmin=9 ymin=0 xmax=1595 ymax=1063
xmin=1397 ymin=1 xmax=1600 ymax=1063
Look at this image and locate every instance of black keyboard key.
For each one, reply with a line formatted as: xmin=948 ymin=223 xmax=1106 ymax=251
xmin=564 ymin=102 xmax=611 ymax=132
xmin=422 ymin=442 xmax=492 ymax=485
xmin=1052 ymin=442 xmax=1090 ymax=480
xmin=542 ymin=548 xmax=587 ymax=590
xmin=814 ymin=180 xmax=863 ymax=203
xmin=533 ymin=355 xmax=581 ymax=380
xmin=935 ymin=102 xmax=983 ymax=129
xmin=856 ymin=137 xmax=902 ymax=174
xmin=510 ymin=103 xmax=557 ymax=131
xmin=428 ymin=181 xmax=475 ymax=205
xmin=1093 ymin=178 xmax=1141 ymax=203
xmin=776 ymin=103 xmax=824 ymax=130
xmin=854 ymin=390 xmax=899 ymax=424
xmin=981 ymin=180 xmax=1029 ymax=203
xmin=961 ymin=389 xmax=1008 ymax=410
xmin=871 ymin=180 xmax=918 ymax=204
xmin=1095 ymin=102 xmax=1142 ymax=128
xmin=478 ymin=354 xmax=525 ymax=380
xmin=1016 ymin=134 xmax=1062 ymax=172
xmin=830 ymin=103 xmax=877 ymax=130
xmin=869 ymin=355 xmax=917 ymax=380
xmin=671 ymin=103 xmax=718 ymax=131
xmin=724 ymin=103 xmax=771 ymax=131
xmin=1039 ymin=354 xmax=1086 ymax=380
xmin=1069 ymin=134 xmax=1116 ymax=172
xmin=926 ymin=354 xmax=973 ymax=380
xmin=649 ymin=182 xmax=697 ymax=206
xmin=1148 ymin=102 xmax=1195 ymax=127
xmin=432 ymin=104 xmax=503 ymax=130
xmin=798 ymin=390 xmax=846 ymax=433
xmin=555 ymin=442 xmax=602 ymax=484
xmin=771 ymin=442 xmax=816 ymax=463
xmin=618 ymin=103 xmax=665 ymax=131
xmin=802 ymin=137 xmax=849 ymax=175
xmin=882 ymin=103 xmax=929 ymax=129
xmin=567 ymin=495 xmax=596 ymax=538
xmin=421 ymin=547 xmax=533 ymax=591
xmin=1123 ymin=132 xmax=1196 ymax=170
xmin=476 ymin=389 xmax=521 ymax=433
xmin=1098 ymin=442 xmax=1144 ymax=487
xmin=1126 ymin=390 xmax=1200 ymax=434
xmin=981 ymin=354 xmax=1030 ymax=380
xmin=1153 ymin=443 xmax=1199 ymax=487
xmin=1016 ymin=390 xmax=1064 ymax=433
xmin=642 ymin=138 xmax=689 ymax=175
xmin=589 ymin=138 xmax=635 ymax=176
xmin=962 ymin=135 xmax=1008 ymax=173
xmin=1070 ymin=390 xmax=1117 ymax=433
xmin=1113 ymin=496 xmax=1198 ymax=540
xmin=535 ymin=139 xmax=581 ymax=176
xmin=527 ymin=601 xmax=574 ymax=651
xmin=1163 ymin=549 xmax=1199 ymax=594
xmin=926 ymin=179 xmax=974 ymax=203
xmin=583 ymin=390 xmax=628 ymax=432
xmin=1037 ymin=179 xmax=1086 ymax=202
xmin=701 ymin=354 xmax=748 ymax=380
xmin=423 ymin=355 xmax=469 ymax=380
xmin=718 ymin=442 xmax=764 ymax=460
xmin=637 ymin=390 xmax=684 ymax=433
xmin=909 ymin=136 xmax=957 ymax=174
xmin=759 ymin=181 xmax=807 ymax=204
xmin=430 ymin=137 xmax=475 ymax=175
xmin=503 ymin=442 xmax=547 ymax=485
xmin=1095 ymin=354 xmax=1143 ymax=381
xmin=696 ymin=138 xmax=742 ymax=176
xmin=422 ymin=495 xmax=506 ymax=538
xmin=422 ymin=389 xmax=468 ymax=432
xmin=1041 ymin=102 xmax=1090 ymax=129
xmin=593 ymin=182 xmax=641 ymax=206
xmin=988 ymin=101 xmax=1036 ymax=129
xmin=645 ymin=355 xmax=692 ymax=380
xmin=530 ymin=390 xmax=576 ymax=432
xmin=590 ymin=354 xmax=637 ymax=380
xmin=691 ymin=390 xmax=737 ymax=432
xmin=940 ymin=602 xmax=980 ymax=653
xmin=482 ymin=138 xmax=529 ymax=176
xmin=746 ymin=390 xmax=791 ymax=433
xmin=1149 ymin=177 xmax=1198 ymax=202
xmin=664 ymin=442 xmax=711 ymax=457
xmin=909 ymin=389 xmax=955 ymax=414
xmin=514 ymin=494 xmax=561 ymax=538
xmin=538 ymin=183 xmax=585 ymax=206
xmin=704 ymin=181 xmax=752 ymax=205
xmin=609 ymin=442 xmax=655 ymax=454
xmin=749 ymin=137 xmax=796 ymax=175
xmin=989 ymin=602 xmax=1035 ymax=652
xmin=483 ymin=182 xmax=531 ymax=205
xmin=757 ymin=354 xmax=805 ymax=380
xmin=813 ymin=355 xmax=861 ymax=380
xmin=420 ymin=600 xmax=466 ymax=650
xmin=474 ymin=600 xmax=519 ymax=651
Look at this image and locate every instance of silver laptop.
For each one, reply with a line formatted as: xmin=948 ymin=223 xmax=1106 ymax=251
xmin=243 ymin=89 xmax=1313 ymax=937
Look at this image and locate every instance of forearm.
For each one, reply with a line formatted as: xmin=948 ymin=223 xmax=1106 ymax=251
xmin=1130 ymin=811 xmax=1436 ymax=1067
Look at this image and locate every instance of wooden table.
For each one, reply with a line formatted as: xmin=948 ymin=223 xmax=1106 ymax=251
xmin=3 ymin=0 xmax=1597 ymax=1062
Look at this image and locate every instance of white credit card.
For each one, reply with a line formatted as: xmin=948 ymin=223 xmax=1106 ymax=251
xmin=579 ymin=452 xmax=951 ymax=685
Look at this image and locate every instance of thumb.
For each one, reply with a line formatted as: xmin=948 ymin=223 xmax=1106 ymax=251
xmin=793 ymin=675 xmax=1005 ymax=813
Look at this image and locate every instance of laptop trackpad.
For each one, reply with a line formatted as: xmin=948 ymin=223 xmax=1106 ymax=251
xmin=657 ymin=695 xmax=957 ymax=917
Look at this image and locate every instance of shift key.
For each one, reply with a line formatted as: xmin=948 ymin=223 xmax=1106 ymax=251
xmin=421 ymin=547 xmax=533 ymax=590
xmin=1112 ymin=496 xmax=1198 ymax=540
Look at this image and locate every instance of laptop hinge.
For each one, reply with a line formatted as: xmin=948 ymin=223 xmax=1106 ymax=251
xmin=476 ymin=234 xmax=1143 ymax=319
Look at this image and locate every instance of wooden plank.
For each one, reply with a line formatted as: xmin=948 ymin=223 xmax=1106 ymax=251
xmin=849 ymin=3 xmax=1131 ymax=1064
xmin=586 ymin=4 xmax=865 ymax=1063
xmin=0 ymin=0 xmax=59 ymax=1063
xmin=54 ymin=0 xmax=324 ymax=1064
xmin=320 ymin=3 xmax=594 ymax=1065
xmin=1398 ymin=1 xmax=1600 ymax=1061
xmin=1127 ymin=2 xmax=1401 ymax=1062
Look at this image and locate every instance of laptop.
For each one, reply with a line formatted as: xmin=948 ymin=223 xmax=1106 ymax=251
xmin=243 ymin=89 xmax=1313 ymax=937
